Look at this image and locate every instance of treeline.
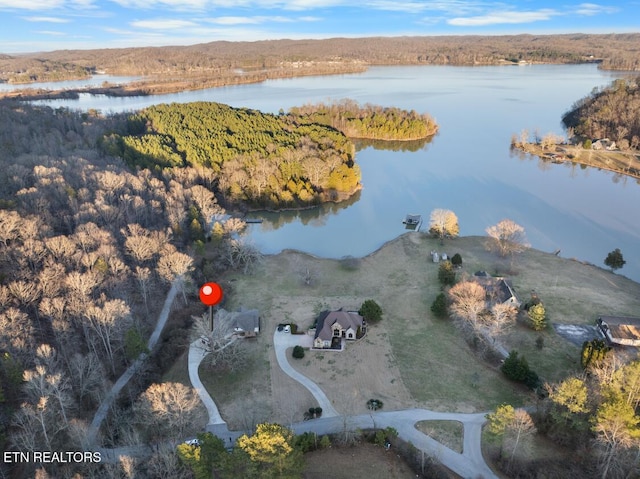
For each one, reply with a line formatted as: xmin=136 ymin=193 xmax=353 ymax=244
xmin=0 ymin=101 xmax=248 ymax=477
xmin=105 ymin=102 xmax=361 ymax=208
xmin=2 ymin=34 xmax=639 ymax=87
xmin=563 ymin=76 xmax=640 ymax=149
xmin=486 ymin=356 xmax=640 ymax=478
xmin=289 ymin=100 xmax=438 ymax=141
xmin=0 ymin=57 xmax=92 ymax=83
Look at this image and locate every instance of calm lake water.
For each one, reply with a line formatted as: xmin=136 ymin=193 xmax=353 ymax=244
xmin=0 ymin=74 xmax=140 ymax=92
xmin=32 ymin=65 xmax=640 ymax=282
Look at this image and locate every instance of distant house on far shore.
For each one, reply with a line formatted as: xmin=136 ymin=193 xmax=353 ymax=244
xmin=597 ymin=316 xmax=640 ymax=347
xmin=592 ymin=138 xmax=617 ymax=151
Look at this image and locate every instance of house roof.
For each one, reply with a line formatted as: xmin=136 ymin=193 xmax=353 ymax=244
xmin=232 ymin=309 xmax=260 ymax=332
xmin=315 ymin=309 xmax=364 ymax=341
xmin=471 ymin=276 xmax=518 ymax=304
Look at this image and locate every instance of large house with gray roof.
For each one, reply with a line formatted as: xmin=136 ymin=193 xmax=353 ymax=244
xmin=313 ymin=309 xmax=365 ymax=349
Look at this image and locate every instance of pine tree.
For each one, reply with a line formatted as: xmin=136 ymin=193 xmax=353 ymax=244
xmin=528 ymin=304 xmax=547 ymax=331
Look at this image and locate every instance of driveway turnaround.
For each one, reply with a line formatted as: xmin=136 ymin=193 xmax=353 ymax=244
xmin=272 ymin=330 xmax=339 ymax=417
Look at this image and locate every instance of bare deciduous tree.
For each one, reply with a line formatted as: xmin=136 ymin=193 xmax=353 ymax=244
xmin=448 ymin=281 xmax=486 ymax=330
xmin=507 ymin=410 xmax=537 ymax=471
xmin=224 ymin=239 xmax=262 ymax=275
xmin=193 ymin=311 xmax=247 ymax=372
xmin=69 ymin=352 xmax=105 ymax=408
xmin=485 ymin=219 xmax=529 ymax=258
xmin=145 ymin=445 xmax=192 ymax=479
xmin=157 ymin=249 xmax=194 ymax=304
xmin=486 ymin=303 xmax=517 ymax=339
xmin=134 ymin=382 xmax=205 ymax=442
xmin=84 ymin=298 xmax=131 ymax=375
xmin=429 ymin=209 xmax=459 ymax=243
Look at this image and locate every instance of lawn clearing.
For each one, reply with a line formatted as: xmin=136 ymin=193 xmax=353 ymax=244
xmin=195 ymin=233 xmax=640 ymax=426
xmin=303 ymin=443 xmax=417 ymax=479
xmin=415 ymin=420 xmax=463 ymax=453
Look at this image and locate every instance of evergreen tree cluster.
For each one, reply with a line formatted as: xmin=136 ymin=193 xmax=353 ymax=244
xmin=108 ymin=101 xmax=361 ymax=208
xmin=501 ymin=350 xmax=540 ymax=390
xmin=581 ymin=339 xmax=611 ymax=369
xmin=289 ymin=99 xmax=438 ymax=141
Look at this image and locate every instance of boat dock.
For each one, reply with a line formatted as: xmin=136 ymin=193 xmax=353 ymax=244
xmin=403 ymin=214 xmax=422 ymax=231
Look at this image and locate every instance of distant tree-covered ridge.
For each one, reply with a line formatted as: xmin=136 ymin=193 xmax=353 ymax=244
xmin=288 ymin=100 xmax=438 ymax=140
xmin=562 ymin=76 xmax=640 ymax=150
xmin=103 ymin=101 xmax=361 ymax=209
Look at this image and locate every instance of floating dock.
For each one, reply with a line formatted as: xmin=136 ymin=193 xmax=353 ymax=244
xmin=403 ymin=214 xmax=422 ymax=231
xmin=244 ymin=218 xmax=263 ymax=224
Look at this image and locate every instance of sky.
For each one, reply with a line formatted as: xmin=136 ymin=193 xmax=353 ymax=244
xmin=0 ymin=0 xmax=638 ymax=54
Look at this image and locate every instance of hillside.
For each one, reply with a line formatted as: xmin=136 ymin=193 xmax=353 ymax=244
xmin=562 ymin=76 xmax=640 ymax=149
xmin=1 ymin=34 xmax=639 ymax=90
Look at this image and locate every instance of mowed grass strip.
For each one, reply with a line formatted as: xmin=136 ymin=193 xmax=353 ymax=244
xmin=415 ymin=420 xmax=464 ymax=453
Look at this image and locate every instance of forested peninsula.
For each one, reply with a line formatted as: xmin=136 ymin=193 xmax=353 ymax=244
xmin=512 ymin=77 xmax=640 ymax=180
xmin=562 ymin=76 xmax=640 ymax=149
xmin=102 ymin=101 xmax=434 ymax=210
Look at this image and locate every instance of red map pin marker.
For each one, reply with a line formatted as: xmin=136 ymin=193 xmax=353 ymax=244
xmin=199 ymin=282 xmax=223 ymax=306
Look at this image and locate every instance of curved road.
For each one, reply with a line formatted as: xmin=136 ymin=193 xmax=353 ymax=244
xmin=87 ymin=281 xmax=179 ymax=445
xmin=100 ymin=320 xmax=498 ymax=478
xmin=188 ymin=339 xmax=225 ymax=425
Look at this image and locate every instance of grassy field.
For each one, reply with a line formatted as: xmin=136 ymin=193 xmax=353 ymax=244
xmin=197 ymin=233 xmax=640 ymax=424
xmin=415 ymin=421 xmax=463 ymax=453
xmin=303 ymin=443 xmax=417 ymax=479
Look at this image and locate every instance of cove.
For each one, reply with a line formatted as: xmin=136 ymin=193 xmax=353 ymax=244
xmin=31 ymin=64 xmax=640 ymax=281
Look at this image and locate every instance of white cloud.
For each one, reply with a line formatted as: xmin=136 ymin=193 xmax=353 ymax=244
xmin=448 ymin=9 xmax=557 ymax=26
xmin=203 ymin=15 xmax=319 ymax=25
xmin=576 ymin=3 xmax=618 ymax=16
xmin=0 ymin=0 xmax=64 ymax=9
xmin=23 ymin=16 xmax=71 ymax=22
xmin=109 ymin=0 xmax=212 ymax=8
xmin=34 ymin=30 xmax=67 ymax=35
xmin=365 ymin=1 xmax=434 ymax=14
xmin=0 ymin=0 xmax=94 ymax=9
xmin=130 ymin=19 xmax=199 ymax=29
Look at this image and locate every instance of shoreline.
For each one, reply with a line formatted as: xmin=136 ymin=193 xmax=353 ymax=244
xmin=0 ymin=59 xmax=620 ymax=102
xmin=268 ymin=233 xmax=636 ymax=280
xmin=513 ymin=142 xmax=640 ymax=181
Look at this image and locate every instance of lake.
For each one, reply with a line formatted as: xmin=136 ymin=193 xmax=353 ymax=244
xmin=0 ymin=74 xmax=140 ymax=92
xmin=31 ymin=65 xmax=640 ymax=282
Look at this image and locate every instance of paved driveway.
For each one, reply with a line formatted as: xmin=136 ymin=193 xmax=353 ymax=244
xmin=273 ymin=330 xmax=339 ymax=417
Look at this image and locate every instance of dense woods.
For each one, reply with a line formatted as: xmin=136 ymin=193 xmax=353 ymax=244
xmin=106 ymin=101 xmax=362 ymax=209
xmin=0 ymin=101 xmax=247 ymax=477
xmin=2 ymin=34 xmax=639 ymax=90
xmin=562 ymin=76 xmax=640 ymax=149
xmin=289 ymin=100 xmax=437 ymax=140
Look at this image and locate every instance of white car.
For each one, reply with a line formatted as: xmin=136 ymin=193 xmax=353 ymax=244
xmin=184 ymin=438 xmax=200 ymax=447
